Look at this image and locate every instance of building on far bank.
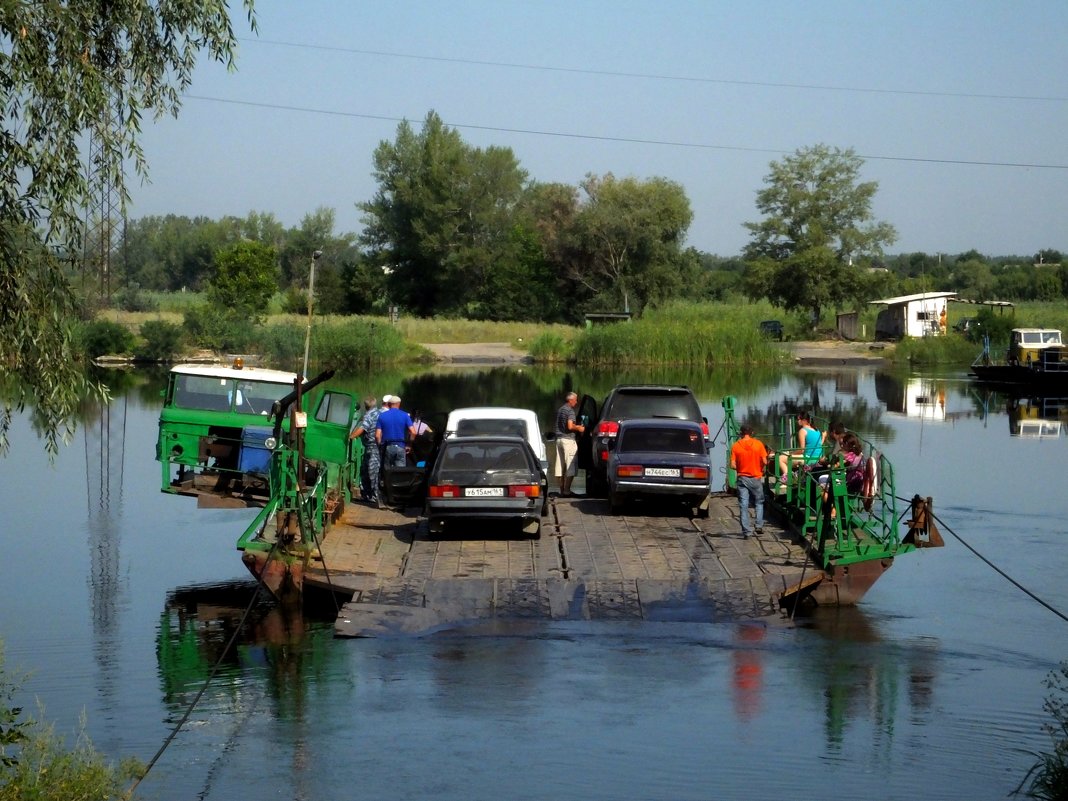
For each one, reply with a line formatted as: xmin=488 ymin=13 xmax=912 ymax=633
xmin=870 ymin=291 xmax=957 ymax=340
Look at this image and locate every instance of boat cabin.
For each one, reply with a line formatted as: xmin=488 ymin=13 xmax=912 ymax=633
xmin=1007 ymin=328 xmax=1063 ymax=364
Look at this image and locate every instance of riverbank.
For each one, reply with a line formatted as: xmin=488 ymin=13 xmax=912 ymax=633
xmin=421 ymin=339 xmax=892 ymax=367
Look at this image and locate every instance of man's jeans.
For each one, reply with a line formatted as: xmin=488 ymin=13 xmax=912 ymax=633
xmin=384 ymin=442 xmax=407 ymax=468
xmin=737 ymin=475 xmax=764 ymax=533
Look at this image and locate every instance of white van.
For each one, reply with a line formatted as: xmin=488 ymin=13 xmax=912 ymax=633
xmin=443 ymin=407 xmax=548 ymax=473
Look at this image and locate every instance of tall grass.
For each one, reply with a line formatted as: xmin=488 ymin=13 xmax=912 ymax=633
xmin=574 ymin=301 xmax=788 ymax=366
xmin=259 ymin=318 xmax=421 ymax=372
xmin=891 ymin=335 xmax=979 ymax=367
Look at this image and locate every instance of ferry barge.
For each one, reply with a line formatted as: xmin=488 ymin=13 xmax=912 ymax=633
xmin=157 ymin=366 xmax=942 ymax=631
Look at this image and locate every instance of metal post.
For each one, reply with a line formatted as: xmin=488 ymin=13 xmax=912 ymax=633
xmin=301 ymin=250 xmax=322 ymax=379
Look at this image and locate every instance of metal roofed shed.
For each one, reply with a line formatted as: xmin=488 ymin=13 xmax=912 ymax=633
xmin=870 ymin=291 xmax=957 ymax=340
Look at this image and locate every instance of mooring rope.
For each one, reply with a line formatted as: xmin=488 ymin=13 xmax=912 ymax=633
xmin=895 ymin=496 xmax=1068 ymax=625
xmin=125 ymin=528 xmax=282 ymax=799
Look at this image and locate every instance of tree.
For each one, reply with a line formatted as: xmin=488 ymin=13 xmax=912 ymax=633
xmin=208 ymin=241 xmax=278 ymax=318
xmin=359 ymin=111 xmax=528 ymax=317
xmin=0 ymin=1 xmax=255 ymax=454
xmin=743 ymin=144 xmax=897 ymax=327
xmin=564 ymin=173 xmax=694 ymax=316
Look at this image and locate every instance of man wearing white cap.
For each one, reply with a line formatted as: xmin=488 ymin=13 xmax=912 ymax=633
xmin=375 ymin=394 xmax=416 ymax=471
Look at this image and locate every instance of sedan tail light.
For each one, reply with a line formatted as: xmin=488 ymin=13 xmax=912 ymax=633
xmin=427 ymin=485 xmax=461 ymax=498
xmin=682 ymin=466 xmax=710 ymax=480
xmin=507 ymin=484 xmax=541 ymax=498
xmin=616 ymin=464 xmax=644 ymax=478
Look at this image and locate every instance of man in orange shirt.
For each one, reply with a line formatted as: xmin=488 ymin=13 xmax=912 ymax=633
xmin=730 ymin=424 xmax=768 ymax=539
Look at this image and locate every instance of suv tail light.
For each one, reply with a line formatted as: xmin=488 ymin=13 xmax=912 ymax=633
xmin=700 ymin=421 xmax=710 ymax=437
xmin=595 ymin=420 xmax=620 ymax=438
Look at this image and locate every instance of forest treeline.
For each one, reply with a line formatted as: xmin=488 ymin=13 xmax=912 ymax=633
xmin=101 ymin=114 xmax=1064 ymax=326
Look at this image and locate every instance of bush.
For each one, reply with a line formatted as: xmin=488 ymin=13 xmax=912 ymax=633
xmin=0 ymin=646 xmax=141 ymax=800
xmin=113 ymin=283 xmax=158 ymax=313
xmin=78 ymin=320 xmax=135 ymax=359
xmin=182 ymin=305 xmax=258 ymax=352
xmin=136 ymin=320 xmax=184 ymax=362
xmin=1017 ymin=661 xmax=1068 ymax=800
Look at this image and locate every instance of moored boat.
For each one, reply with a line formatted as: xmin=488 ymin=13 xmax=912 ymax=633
xmin=970 ymin=328 xmax=1068 ymax=390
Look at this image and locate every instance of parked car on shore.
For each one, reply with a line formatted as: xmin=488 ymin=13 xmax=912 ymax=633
xmin=607 ymin=418 xmax=712 ymax=516
xmin=424 ymin=435 xmax=547 ymax=538
xmin=759 ymin=320 xmax=785 ymax=341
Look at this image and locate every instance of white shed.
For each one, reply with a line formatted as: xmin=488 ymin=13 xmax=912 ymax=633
xmin=870 ymin=291 xmax=957 ymax=340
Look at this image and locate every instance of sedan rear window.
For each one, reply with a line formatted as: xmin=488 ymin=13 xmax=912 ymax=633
xmin=440 ymin=443 xmax=531 ymax=473
xmin=619 ymin=427 xmax=704 ymax=454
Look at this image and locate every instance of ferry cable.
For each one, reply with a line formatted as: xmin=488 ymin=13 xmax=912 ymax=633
xmin=126 ymin=528 xmax=283 ymax=798
xmin=892 ymin=497 xmax=1068 ymax=625
xmin=927 ymin=508 xmax=1068 ymax=624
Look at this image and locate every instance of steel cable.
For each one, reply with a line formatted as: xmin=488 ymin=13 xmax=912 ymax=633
xmin=893 ymin=495 xmax=1068 ymax=625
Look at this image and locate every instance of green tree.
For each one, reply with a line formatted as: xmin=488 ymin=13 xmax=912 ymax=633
xmin=743 ymin=144 xmax=897 ymax=327
xmin=359 ymin=111 xmax=528 ymax=317
xmin=564 ymin=173 xmax=694 ymax=316
xmin=208 ymin=240 xmax=277 ymax=318
xmin=0 ymin=0 xmax=255 ymax=454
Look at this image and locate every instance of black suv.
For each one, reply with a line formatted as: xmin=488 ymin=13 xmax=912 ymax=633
xmin=580 ymin=385 xmax=709 ymax=496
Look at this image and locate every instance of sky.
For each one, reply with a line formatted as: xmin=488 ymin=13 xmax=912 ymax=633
xmin=130 ymin=1 xmax=1068 ymax=258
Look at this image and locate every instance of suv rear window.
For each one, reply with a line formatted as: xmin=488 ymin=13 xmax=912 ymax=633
xmin=606 ymin=389 xmax=701 ymax=421
xmin=619 ymin=426 xmax=703 ymax=453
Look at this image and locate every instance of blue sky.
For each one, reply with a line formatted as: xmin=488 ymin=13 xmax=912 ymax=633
xmin=132 ymin=1 xmax=1068 ymax=257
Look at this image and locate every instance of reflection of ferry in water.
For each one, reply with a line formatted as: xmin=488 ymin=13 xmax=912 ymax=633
xmin=1006 ymin=395 xmax=1068 ymax=439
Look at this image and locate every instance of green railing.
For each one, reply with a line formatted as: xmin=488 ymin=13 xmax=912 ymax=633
xmin=722 ymin=396 xmax=911 ymax=569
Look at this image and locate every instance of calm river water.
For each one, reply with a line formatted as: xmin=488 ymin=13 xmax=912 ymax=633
xmin=2 ymin=362 xmax=1065 ymax=800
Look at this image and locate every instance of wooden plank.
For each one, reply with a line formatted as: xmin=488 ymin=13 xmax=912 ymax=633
xmin=322 ymin=492 xmax=816 ymax=632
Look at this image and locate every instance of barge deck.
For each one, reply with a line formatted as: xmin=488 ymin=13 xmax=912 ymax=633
xmin=312 ymin=494 xmax=827 ymax=637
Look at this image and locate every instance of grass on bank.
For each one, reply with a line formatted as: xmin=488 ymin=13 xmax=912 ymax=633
xmin=98 ymin=297 xmax=1068 ymax=368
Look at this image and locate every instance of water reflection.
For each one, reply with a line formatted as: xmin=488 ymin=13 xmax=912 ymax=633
xmin=798 ymin=608 xmax=939 ymax=751
xmin=736 ymin=371 xmax=897 ymax=442
xmin=966 ymin=386 xmax=1068 ymax=439
xmin=82 ymin=395 xmax=128 ymax=729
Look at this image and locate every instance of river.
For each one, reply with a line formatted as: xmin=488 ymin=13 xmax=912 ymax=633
xmin=1 ymin=363 xmax=1065 ymax=800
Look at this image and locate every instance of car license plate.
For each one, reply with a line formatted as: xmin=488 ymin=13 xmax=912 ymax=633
xmin=644 ymin=467 xmax=679 ymax=478
xmin=465 ymin=487 xmax=504 ymax=497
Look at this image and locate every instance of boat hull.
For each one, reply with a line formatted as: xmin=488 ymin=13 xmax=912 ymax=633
xmin=241 ymin=549 xmax=305 ymax=602
xmin=970 ymin=364 xmax=1068 ymax=391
